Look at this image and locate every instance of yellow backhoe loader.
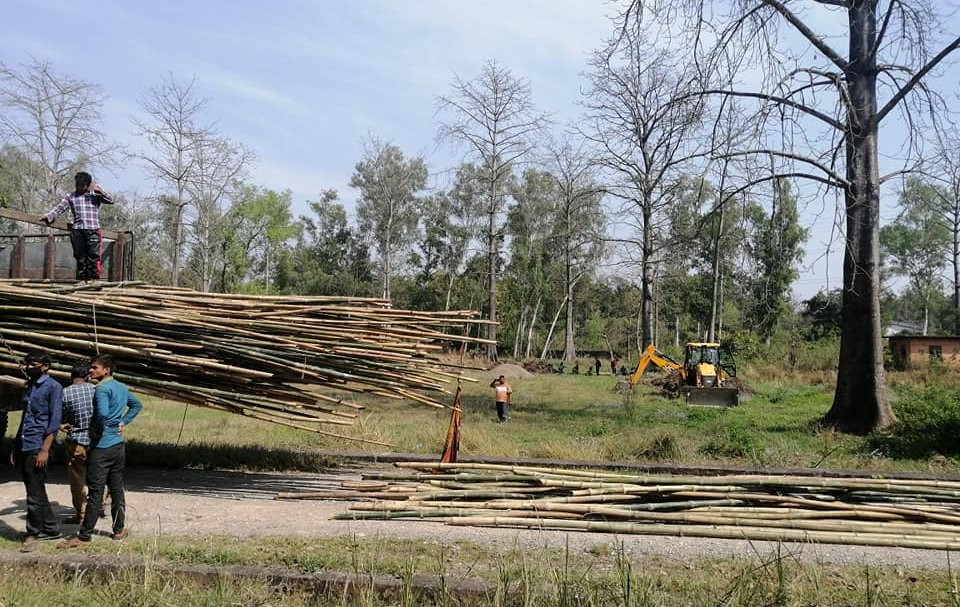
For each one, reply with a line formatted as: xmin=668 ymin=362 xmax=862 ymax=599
xmin=629 ymin=342 xmax=740 ymax=407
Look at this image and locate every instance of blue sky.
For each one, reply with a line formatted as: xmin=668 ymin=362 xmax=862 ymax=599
xmin=4 ymin=1 xmax=957 ymax=299
xmin=2 ymin=0 xmax=609 ymax=200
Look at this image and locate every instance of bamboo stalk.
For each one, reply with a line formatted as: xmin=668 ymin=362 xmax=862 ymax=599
xmin=447 ymin=517 xmax=960 ymax=550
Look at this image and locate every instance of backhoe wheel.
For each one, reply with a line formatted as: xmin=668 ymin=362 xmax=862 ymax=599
xmin=0 ymin=411 xmax=7 ymax=440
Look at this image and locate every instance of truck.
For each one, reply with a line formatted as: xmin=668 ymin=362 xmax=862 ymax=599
xmin=0 ymin=208 xmax=134 ymax=281
xmin=0 ymin=376 xmax=25 ymax=440
xmin=0 ymin=208 xmax=135 ymax=438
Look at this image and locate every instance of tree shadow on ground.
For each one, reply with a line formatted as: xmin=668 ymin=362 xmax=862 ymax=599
xmin=123 ymin=440 xmax=341 ymax=474
xmin=123 ymin=467 xmax=350 ymax=501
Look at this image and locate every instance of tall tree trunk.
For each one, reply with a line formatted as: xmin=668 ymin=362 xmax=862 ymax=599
xmin=717 ymin=268 xmax=725 ymax=340
xmin=652 ymin=279 xmax=659 ymax=346
xmin=444 ymin=273 xmax=456 ymax=312
xmin=635 ymin=304 xmax=642 ymax=352
xmin=953 ymin=208 xmax=960 ymax=333
xmin=486 ymin=183 xmax=499 ymax=362
xmin=514 ymin=305 xmax=527 ymax=359
xmin=171 ymin=195 xmax=186 ymax=287
xmin=823 ymin=0 xmax=894 ymax=433
xmin=525 ymin=295 xmax=541 ymax=359
xmin=540 ymin=295 xmax=568 ymax=360
xmin=563 ymin=245 xmax=576 ymax=361
xmin=708 ymin=198 xmax=724 ymax=342
xmin=641 ymin=203 xmax=655 ymax=348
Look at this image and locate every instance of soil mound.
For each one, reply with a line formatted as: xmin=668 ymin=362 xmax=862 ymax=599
xmin=487 ymin=363 xmax=534 ymax=379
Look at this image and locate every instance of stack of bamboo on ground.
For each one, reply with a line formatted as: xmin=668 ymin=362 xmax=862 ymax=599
xmin=289 ymin=462 xmax=960 ymax=550
xmin=0 ymin=280 xmax=486 ymax=440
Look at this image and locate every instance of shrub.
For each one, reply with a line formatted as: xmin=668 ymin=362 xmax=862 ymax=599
xmin=700 ymin=427 xmax=761 ymax=459
xmin=640 ymin=432 xmax=684 ymax=461
xmin=865 ymin=385 xmax=960 ymax=458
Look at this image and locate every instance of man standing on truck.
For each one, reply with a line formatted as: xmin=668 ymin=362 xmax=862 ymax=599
xmin=40 ymin=171 xmax=113 ymax=282
xmin=11 ymin=351 xmax=63 ymax=551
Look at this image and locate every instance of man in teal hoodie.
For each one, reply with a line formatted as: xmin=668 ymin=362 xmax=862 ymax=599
xmin=59 ymin=354 xmax=141 ymax=548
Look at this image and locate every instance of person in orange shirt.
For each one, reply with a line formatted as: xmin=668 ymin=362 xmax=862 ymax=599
xmin=489 ymin=375 xmax=512 ymax=423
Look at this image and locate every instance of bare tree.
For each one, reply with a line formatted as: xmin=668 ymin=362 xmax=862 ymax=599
xmin=437 ymin=59 xmax=548 ymax=361
xmin=931 ymin=128 xmax=960 ymax=333
xmin=581 ymin=38 xmax=708 ymax=350
xmin=132 ymin=75 xmax=212 ymax=287
xmin=0 ymin=59 xmax=116 ymax=212
xmin=185 ymin=135 xmax=252 ymax=292
xmin=544 ymin=139 xmax=606 ymax=361
xmin=350 ymin=137 xmax=428 ymax=300
xmin=704 ymin=109 xmax=758 ymax=342
xmin=441 ymin=163 xmax=488 ymax=311
xmin=613 ymin=0 xmax=960 ymax=432
xmin=507 ymin=169 xmax=562 ymax=359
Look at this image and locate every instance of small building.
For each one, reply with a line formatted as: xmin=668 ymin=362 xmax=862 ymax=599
xmin=888 ymin=335 xmax=960 ymax=370
xmin=884 ymin=320 xmax=924 ymax=337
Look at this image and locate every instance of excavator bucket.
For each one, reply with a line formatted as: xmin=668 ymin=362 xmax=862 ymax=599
xmin=686 ymin=387 xmax=739 ymax=407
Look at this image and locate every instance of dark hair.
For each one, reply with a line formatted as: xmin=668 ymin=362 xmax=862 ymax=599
xmin=24 ymin=351 xmax=51 ymax=365
xmin=70 ymin=361 xmax=89 ymax=379
xmin=91 ymin=353 xmax=116 ymax=372
xmin=74 ymin=171 xmax=92 ymax=192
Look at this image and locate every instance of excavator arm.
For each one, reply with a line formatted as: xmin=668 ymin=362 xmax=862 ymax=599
xmin=629 ymin=344 xmax=682 ymax=385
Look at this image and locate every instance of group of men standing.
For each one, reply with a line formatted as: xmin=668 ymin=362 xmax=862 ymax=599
xmin=12 ymin=351 xmax=142 ymax=552
xmin=8 ymin=172 xmax=140 ymax=550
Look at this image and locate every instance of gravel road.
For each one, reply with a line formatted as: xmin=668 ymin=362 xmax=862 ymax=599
xmin=0 ymin=464 xmax=955 ymax=570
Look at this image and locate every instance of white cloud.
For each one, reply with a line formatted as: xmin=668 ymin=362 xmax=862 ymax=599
xmin=203 ymin=68 xmax=312 ymax=119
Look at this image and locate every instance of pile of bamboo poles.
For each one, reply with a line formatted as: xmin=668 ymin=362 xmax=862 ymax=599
xmin=0 ymin=280 xmax=487 ymax=440
xmin=283 ymin=462 xmax=960 ymax=550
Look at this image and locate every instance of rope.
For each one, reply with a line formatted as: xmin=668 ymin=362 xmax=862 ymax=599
xmin=91 ymin=298 xmax=100 ymax=354
xmin=0 ymin=327 xmax=22 ymax=377
xmin=175 ymin=402 xmax=190 ymax=447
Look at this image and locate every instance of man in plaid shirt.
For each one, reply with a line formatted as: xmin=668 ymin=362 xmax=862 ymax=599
xmin=60 ymin=361 xmax=97 ymax=524
xmin=40 ymin=172 xmax=113 ymax=282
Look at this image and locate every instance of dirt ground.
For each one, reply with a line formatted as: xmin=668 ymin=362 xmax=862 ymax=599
xmin=0 ymin=464 xmax=955 ymax=570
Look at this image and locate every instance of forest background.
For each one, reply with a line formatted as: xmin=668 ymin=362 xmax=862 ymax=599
xmin=1 ymin=0 xmax=959 ymax=370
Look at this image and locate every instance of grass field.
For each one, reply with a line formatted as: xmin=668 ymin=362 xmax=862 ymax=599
xmin=3 ymin=365 xmax=960 ymax=604
xmin=2 ymin=364 xmax=955 ymax=474
xmin=1 ymin=533 xmax=959 ymax=606
xmin=35 ymin=365 xmax=949 ymax=475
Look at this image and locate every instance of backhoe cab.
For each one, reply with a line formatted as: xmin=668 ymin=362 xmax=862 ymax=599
xmin=629 ymin=342 xmax=740 ymax=407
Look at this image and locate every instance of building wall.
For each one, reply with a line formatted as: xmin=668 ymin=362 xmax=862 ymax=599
xmin=889 ymin=337 xmax=960 ymax=370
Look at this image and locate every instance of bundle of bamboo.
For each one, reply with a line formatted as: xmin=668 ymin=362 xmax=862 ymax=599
xmin=292 ymin=462 xmax=960 ymax=550
xmin=0 ymin=280 xmax=487 ymax=441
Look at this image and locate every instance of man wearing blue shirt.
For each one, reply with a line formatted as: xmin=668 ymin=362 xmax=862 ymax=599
xmin=59 ymin=354 xmax=141 ymax=548
xmin=11 ymin=351 xmax=63 ymax=551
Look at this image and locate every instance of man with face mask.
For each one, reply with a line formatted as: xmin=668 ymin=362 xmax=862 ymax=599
xmin=11 ymin=351 xmax=63 ymax=551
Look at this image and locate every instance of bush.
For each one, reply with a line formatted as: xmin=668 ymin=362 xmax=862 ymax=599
xmin=699 ymin=426 xmax=761 ymax=459
xmin=865 ymin=385 xmax=960 ymax=458
xmin=640 ymin=432 xmax=684 ymax=461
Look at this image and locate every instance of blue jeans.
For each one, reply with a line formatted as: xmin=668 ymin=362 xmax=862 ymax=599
xmin=79 ymin=443 xmax=125 ymax=540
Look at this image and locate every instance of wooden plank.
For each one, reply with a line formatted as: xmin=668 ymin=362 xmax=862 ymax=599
xmin=111 ymin=235 xmax=123 ymax=281
xmin=12 ymin=236 xmax=24 ymax=278
xmin=0 ymin=208 xmax=122 ymax=240
xmin=44 ymin=234 xmax=55 ymax=279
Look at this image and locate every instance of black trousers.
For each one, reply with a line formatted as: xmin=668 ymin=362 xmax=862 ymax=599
xmin=79 ymin=443 xmax=125 ymax=540
xmin=19 ymin=450 xmax=60 ymax=537
xmin=495 ymin=401 xmax=508 ymax=421
xmin=70 ymin=228 xmax=102 ymax=281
